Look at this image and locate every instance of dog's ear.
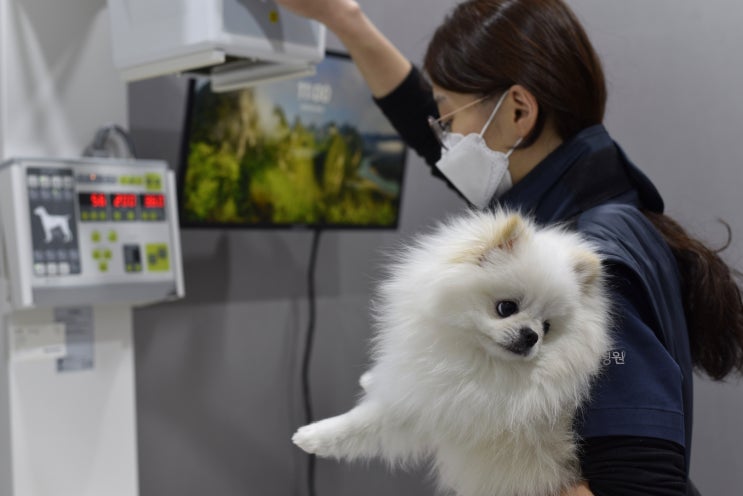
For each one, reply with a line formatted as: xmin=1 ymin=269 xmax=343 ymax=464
xmin=450 ymin=213 xmax=530 ymax=265
xmin=493 ymin=214 xmax=527 ymax=252
xmin=572 ymin=249 xmax=602 ymax=292
xmin=474 ymin=213 xmax=529 ymax=264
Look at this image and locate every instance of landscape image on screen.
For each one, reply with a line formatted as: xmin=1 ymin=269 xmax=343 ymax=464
xmin=180 ymin=54 xmax=407 ymax=228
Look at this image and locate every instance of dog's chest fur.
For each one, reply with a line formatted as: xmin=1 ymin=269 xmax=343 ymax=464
xmin=431 ymin=416 xmax=580 ymax=496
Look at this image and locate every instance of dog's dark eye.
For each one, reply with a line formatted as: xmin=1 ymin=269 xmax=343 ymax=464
xmin=496 ymin=300 xmax=519 ymax=318
xmin=543 ymin=321 xmax=551 ymax=334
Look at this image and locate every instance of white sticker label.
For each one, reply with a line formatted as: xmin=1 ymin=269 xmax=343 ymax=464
xmin=9 ymin=324 xmax=67 ymax=362
xmin=55 ymin=306 xmax=95 ymax=372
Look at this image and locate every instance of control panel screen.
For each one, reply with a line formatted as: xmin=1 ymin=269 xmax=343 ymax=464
xmin=78 ymin=192 xmax=108 ymax=209
xmin=139 ymin=194 xmax=166 ymax=221
xmin=112 ymin=193 xmax=138 ymax=209
xmin=78 ymin=192 xmax=165 ymax=222
xmin=141 ymin=194 xmax=165 ymax=209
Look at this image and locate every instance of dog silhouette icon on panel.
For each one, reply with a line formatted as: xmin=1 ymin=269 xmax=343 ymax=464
xmin=34 ymin=206 xmax=74 ymax=243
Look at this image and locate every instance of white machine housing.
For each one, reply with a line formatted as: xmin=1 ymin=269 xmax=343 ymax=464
xmin=0 ymin=157 xmax=184 ymax=496
xmin=108 ymin=0 xmax=327 ymax=91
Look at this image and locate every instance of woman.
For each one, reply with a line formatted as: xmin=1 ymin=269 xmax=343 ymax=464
xmin=276 ymin=0 xmax=743 ymax=494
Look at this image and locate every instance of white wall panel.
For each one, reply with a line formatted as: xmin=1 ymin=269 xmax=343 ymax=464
xmin=0 ymin=0 xmax=126 ymax=160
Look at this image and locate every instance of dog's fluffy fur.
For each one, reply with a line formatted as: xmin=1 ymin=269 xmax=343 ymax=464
xmin=293 ymin=211 xmax=612 ymax=496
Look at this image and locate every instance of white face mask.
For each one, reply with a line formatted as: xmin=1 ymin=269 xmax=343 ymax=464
xmin=435 ymin=92 xmax=522 ymax=209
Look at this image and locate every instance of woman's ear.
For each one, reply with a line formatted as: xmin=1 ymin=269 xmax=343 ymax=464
xmin=508 ymin=84 xmax=539 ymax=138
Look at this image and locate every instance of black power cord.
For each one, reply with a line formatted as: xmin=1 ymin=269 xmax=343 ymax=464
xmin=301 ymin=229 xmax=323 ymax=496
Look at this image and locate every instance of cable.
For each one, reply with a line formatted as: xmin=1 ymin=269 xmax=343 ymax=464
xmin=301 ymin=228 xmax=323 ymax=496
xmin=83 ymin=124 xmax=138 ymax=159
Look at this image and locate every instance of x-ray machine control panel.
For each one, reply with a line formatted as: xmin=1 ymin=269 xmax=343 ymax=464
xmin=0 ymin=157 xmax=184 ymax=309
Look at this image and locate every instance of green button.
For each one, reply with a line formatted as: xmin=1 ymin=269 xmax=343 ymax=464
xmin=146 ymin=243 xmax=170 ymax=272
xmin=99 ymin=262 xmax=108 ymax=272
xmin=126 ymin=263 xmax=142 ymax=273
xmin=114 ymin=211 xmax=122 ymax=221
xmin=103 ymin=249 xmax=112 ymax=260
xmin=145 ymin=173 xmax=162 ymax=191
xmin=92 ymin=231 xmax=101 ymax=243
xmin=82 ymin=211 xmax=90 ymax=221
xmin=108 ymin=231 xmax=118 ymax=242
xmin=93 ymin=249 xmax=101 ymax=260
xmin=127 ymin=211 xmax=135 ymax=220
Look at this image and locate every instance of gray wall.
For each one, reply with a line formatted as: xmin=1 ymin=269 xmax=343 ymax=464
xmin=129 ymin=1 xmax=743 ymax=495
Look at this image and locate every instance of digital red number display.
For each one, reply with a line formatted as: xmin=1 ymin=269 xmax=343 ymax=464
xmin=113 ymin=194 xmax=137 ymax=209
xmin=142 ymin=194 xmax=165 ymax=209
xmin=77 ymin=192 xmax=108 ymax=208
xmin=90 ymin=193 xmax=107 ymax=208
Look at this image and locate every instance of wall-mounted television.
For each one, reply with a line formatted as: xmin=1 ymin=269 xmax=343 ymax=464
xmin=178 ymin=51 xmax=407 ymax=229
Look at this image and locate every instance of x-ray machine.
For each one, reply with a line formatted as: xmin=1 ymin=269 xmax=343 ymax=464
xmin=0 ymin=158 xmax=184 ymax=496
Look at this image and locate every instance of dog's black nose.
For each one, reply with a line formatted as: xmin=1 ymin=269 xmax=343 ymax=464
xmin=506 ymin=328 xmax=540 ymax=356
xmin=519 ymin=328 xmax=539 ymax=348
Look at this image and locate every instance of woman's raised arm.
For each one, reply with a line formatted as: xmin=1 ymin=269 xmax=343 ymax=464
xmin=275 ymin=0 xmax=412 ymax=98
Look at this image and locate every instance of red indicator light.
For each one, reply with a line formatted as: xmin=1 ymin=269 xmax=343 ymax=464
xmin=143 ymin=194 xmax=165 ymax=209
xmin=113 ymin=194 xmax=137 ymax=209
xmin=91 ymin=193 xmax=107 ymax=208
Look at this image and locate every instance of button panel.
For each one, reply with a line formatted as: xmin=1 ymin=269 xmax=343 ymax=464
xmin=26 ymin=164 xmax=172 ymax=280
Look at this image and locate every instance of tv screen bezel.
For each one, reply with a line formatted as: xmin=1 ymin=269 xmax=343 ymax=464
xmin=176 ymin=50 xmax=408 ymax=231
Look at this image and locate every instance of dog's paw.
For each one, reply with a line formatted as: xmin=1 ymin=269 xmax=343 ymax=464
xmin=293 ymin=405 xmax=384 ymax=460
xmin=359 ymin=372 xmax=373 ymax=391
xmin=292 ymin=420 xmax=343 ymax=457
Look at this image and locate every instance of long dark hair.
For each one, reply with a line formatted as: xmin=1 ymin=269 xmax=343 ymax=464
xmin=423 ymin=0 xmax=606 ymax=147
xmin=423 ymin=0 xmax=743 ymax=380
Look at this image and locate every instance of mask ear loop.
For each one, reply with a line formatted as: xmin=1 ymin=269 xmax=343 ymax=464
xmin=478 ymin=90 xmax=510 ymax=138
xmin=479 ymin=90 xmax=523 ymax=158
xmin=505 ymin=137 xmax=523 ymax=158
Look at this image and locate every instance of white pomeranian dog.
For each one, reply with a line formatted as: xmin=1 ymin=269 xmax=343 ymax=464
xmin=293 ymin=210 xmax=612 ymax=496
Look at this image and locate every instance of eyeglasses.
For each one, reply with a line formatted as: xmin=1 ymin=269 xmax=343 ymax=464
xmin=428 ymin=95 xmax=489 ymax=150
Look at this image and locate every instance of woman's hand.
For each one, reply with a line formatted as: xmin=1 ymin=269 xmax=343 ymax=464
xmin=273 ymin=0 xmax=359 ymax=28
xmin=561 ymin=482 xmax=594 ymax=496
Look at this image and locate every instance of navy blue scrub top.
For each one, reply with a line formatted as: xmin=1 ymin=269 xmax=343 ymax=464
xmin=499 ymin=126 xmax=693 ymax=467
